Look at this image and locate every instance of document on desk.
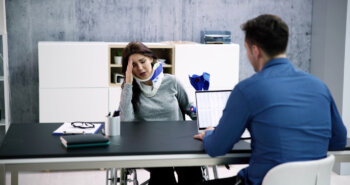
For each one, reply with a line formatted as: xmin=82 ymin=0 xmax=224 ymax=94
xmin=52 ymin=122 xmax=103 ymax=135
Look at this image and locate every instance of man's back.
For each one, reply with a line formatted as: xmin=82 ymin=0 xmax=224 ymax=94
xmin=202 ymin=58 xmax=347 ymax=185
xmin=197 ymin=14 xmax=347 ymax=185
xmin=236 ymin=58 xmax=347 ymax=184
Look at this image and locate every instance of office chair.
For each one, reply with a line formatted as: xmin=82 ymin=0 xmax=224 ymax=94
xmin=262 ymin=154 xmax=335 ymax=185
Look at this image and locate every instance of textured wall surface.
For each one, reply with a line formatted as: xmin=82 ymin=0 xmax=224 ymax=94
xmin=6 ymin=0 xmax=313 ymax=123
xmin=0 ymin=35 xmax=4 ymax=119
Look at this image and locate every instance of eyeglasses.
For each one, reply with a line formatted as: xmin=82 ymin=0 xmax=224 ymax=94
xmin=71 ymin=122 xmax=95 ymax=129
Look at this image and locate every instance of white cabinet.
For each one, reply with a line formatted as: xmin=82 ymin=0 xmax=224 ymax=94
xmin=108 ymin=87 xmax=121 ymax=112
xmin=39 ymin=42 xmax=108 ymax=88
xmin=39 ymin=42 xmax=109 ymax=122
xmin=39 ymin=42 xmax=240 ymax=123
xmin=174 ymin=44 xmax=239 ymax=102
xmin=0 ymin=0 xmax=10 ymax=131
xmin=40 ymin=88 xmax=108 ymax=122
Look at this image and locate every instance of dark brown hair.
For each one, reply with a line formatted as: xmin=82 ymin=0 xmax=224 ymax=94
xmin=121 ymin=42 xmax=157 ymax=108
xmin=241 ymin=14 xmax=289 ymax=57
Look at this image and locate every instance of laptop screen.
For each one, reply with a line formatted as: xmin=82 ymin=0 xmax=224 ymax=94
xmin=195 ymin=90 xmax=231 ymax=130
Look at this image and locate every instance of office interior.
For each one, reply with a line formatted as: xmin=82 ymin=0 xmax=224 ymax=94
xmin=0 ymin=0 xmax=349 ymax=185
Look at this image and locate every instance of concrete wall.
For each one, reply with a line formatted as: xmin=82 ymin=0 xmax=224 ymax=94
xmin=0 ymin=35 xmax=3 ymax=120
xmin=6 ymin=0 xmax=313 ymax=123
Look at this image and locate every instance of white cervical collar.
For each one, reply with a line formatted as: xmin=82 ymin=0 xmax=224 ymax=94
xmin=134 ymin=62 xmax=164 ymax=97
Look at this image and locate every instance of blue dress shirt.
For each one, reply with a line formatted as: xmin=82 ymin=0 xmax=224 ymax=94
xmin=203 ymin=58 xmax=347 ymax=185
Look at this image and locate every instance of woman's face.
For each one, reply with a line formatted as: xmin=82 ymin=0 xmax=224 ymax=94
xmin=130 ymin=53 xmax=153 ymax=80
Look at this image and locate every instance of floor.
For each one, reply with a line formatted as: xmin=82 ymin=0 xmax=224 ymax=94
xmin=4 ymin=165 xmax=350 ymax=185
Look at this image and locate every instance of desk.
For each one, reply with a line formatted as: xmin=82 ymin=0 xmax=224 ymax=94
xmin=0 ymin=121 xmax=251 ymax=185
xmin=1 ymin=121 xmax=349 ymax=185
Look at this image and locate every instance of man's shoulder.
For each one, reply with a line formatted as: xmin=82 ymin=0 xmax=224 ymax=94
xmin=235 ymin=73 xmax=260 ymax=91
xmin=235 ymin=69 xmax=328 ymax=94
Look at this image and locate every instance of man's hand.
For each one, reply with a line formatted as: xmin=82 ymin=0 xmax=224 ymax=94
xmin=193 ymin=127 xmax=215 ymax=141
xmin=125 ymin=56 xmax=134 ymax=84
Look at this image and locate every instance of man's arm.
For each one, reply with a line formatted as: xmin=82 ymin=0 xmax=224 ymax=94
xmin=328 ymin=95 xmax=347 ymax=151
xmin=197 ymin=87 xmax=251 ymax=157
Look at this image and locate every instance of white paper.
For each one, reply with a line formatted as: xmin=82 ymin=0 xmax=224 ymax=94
xmin=52 ymin=122 xmax=102 ymax=135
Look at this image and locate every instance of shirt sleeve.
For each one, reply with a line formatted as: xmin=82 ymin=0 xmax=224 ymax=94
xmin=119 ymin=83 xmax=136 ymax=121
xmin=328 ymin=94 xmax=347 ymax=151
xmin=203 ymin=87 xmax=251 ymax=157
xmin=175 ymin=78 xmax=197 ymax=120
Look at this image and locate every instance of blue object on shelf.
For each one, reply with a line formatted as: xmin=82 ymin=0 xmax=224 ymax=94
xmin=189 ymin=72 xmax=210 ymax=91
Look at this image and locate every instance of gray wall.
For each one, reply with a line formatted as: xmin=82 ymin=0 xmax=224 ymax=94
xmin=311 ymin=0 xmax=346 ymax=114
xmin=6 ymin=0 xmax=313 ymax=123
xmin=0 ymin=35 xmax=3 ymax=119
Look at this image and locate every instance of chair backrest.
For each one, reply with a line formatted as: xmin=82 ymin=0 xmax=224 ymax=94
xmin=262 ymin=155 xmax=335 ymax=185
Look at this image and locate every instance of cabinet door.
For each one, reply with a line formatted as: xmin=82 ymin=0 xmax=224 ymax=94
xmin=40 ymin=88 xmax=108 ymax=123
xmin=39 ymin=42 xmax=108 ymax=88
xmin=108 ymin=87 xmax=122 ymax=112
xmin=174 ymin=44 xmax=240 ymax=102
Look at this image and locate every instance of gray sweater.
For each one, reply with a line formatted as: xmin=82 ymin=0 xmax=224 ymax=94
xmin=120 ymin=74 xmax=196 ymax=121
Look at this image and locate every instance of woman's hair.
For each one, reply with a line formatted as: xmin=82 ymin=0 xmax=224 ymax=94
xmin=241 ymin=14 xmax=289 ymax=58
xmin=121 ymin=42 xmax=158 ymax=109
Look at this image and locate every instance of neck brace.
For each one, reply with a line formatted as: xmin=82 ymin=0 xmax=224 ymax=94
xmin=134 ymin=62 xmax=164 ymax=97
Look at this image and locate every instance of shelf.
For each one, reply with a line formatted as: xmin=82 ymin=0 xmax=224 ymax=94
xmin=110 ymin=64 xmax=172 ymax=68
xmin=163 ymin=64 xmax=172 ymax=68
xmin=110 ymin=64 xmax=122 ymax=67
xmin=109 ymin=83 xmax=122 ymax=87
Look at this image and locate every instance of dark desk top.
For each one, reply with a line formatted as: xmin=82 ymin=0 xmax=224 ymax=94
xmin=0 ymin=121 xmax=251 ymax=159
xmin=1 ymin=121 xmax=349 ymax=160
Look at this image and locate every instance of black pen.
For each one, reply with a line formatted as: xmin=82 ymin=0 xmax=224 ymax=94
xmin=112 ymin=110 xmax=120 ymax=117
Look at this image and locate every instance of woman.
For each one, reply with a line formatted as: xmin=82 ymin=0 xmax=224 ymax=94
xmin=119 ymin=41 xmax=203 ymax=185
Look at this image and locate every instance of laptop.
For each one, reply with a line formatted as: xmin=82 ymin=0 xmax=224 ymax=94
xmin=195 ymin=90 xmax=232 ymax=132
xmin=195 ymin=90 xmax=251 ymax=139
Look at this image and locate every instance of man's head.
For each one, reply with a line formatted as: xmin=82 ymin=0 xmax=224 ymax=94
xmin=241 ymin=14 xmax=289 ymax=72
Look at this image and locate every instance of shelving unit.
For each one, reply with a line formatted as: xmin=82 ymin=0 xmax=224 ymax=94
xmin=108 ymin=43 xmax=175 ymax=87
xmin=0 ymin=0 xmax=10 ymax=131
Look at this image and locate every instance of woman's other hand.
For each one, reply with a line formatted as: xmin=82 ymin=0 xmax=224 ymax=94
xmin=125 ymin=56 xmax=134 ymax=84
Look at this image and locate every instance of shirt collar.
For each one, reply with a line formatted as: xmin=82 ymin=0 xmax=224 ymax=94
xmin=262 ymin=57 xmax=290 ymax=70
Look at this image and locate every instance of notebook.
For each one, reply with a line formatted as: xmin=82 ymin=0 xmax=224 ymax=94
xmin=60 ymin=134 xmax=110 ymax=148
xmin=195 ymin=90 xmax=251 ymax=139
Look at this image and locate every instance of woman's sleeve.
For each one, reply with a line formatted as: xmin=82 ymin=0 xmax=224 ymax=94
xmin=175 ymin=78 xmax=197 ymax=120
xmin=119 ymin=84 xmax=136 ymax=121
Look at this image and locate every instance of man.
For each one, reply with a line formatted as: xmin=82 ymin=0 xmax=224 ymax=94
xmin=194 ymin=14 xmax=347 ymax=185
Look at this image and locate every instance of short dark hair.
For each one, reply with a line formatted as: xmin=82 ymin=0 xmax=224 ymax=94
xmin=241 ymin=14 xmax=289 ymax=57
